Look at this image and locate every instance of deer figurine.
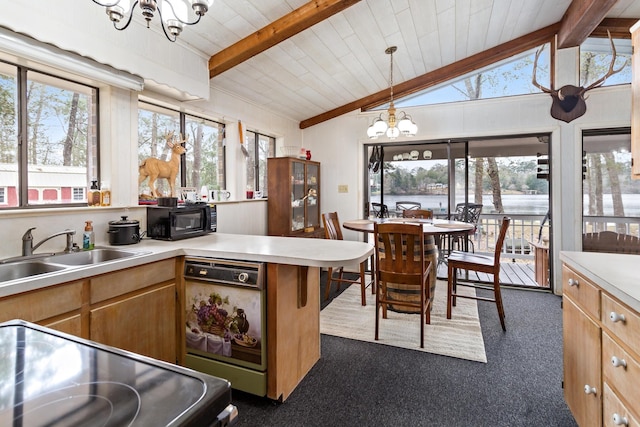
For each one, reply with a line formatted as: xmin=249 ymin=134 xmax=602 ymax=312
xmin=138 ymin=131 xmax=187 ymax=198
xmin=532 ymin=30 xmax=628 ymax=123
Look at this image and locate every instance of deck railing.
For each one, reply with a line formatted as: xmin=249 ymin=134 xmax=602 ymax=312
xmin=469 ymin=213 xmax=640 ymax=260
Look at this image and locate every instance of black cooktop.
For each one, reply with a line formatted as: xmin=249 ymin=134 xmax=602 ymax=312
xmin=0 ymin=320 xmax=235 ymax=426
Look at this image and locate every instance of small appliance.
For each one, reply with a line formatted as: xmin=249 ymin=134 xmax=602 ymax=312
xmin=147 ymin=204 xmax=215 ymax=240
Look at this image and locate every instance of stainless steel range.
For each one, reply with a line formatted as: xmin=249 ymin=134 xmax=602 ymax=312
xmin=184 ymin=258 xmax=267 ymax=397
xmin=0 ymin=320 xmax=237 ymax=426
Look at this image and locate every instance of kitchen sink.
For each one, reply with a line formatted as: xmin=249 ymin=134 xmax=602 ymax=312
xmin=0 ymin=261 xmax=67 ymax=282
xmin=41 ymin=248 xmax=149 ymax=266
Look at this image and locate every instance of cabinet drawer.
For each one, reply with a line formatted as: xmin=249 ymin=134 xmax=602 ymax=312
xmin=90 ymin=259 xmax=175 ymax=303
xmin=602 ymin=293 xmax=640 ymax=357
xmin=603 ymin=382 xmax=640 ymax=427
xmin=563 ymin=264 xmax=600 ymax=320
xmin=0 ymin=281 xmax=83 ymax=323
xmin=603 ymin=332 xmax=640 ymax=414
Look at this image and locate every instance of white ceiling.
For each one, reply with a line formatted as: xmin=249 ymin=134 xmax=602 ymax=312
xmin=176 ymin=0 xmax=640 ymax=124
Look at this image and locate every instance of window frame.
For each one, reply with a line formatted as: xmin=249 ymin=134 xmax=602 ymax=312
xmin=137 ymin=101 xmax=226 ymax=202
xmin=0 ymin=59 xmax=99 ymax=210
xmin=244 ymin=129 xmax=275 ymax=196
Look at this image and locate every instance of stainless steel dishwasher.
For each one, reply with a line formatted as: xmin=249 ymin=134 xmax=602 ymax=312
xmin=184 ymin=257 xmax=267 ymax=397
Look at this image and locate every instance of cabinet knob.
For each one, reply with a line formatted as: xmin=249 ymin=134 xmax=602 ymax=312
xmin=613 ymin=413 xmax=629 ymax=426
xmin=610 ymin=312 xmax=626 ymax=323
xmin=583 ymin=384 xmax=597 ymax=395
xmin=611 ymin=356 xmax=627 ymax=369
xmin=568 ymin=278 xmax=579 ymax=287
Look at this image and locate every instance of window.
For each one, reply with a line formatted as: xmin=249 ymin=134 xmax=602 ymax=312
xmin=0 ymin=61 xmax=98 ymax=208
xmin=393 ymin=44 xmax=551 ymax=108
xmin=72 ymin=187 xmax=85 ymax=201
xmin=138 ymin=102 xmax=225 ymax=201
xmin=244 ymin=130 xmax=275 ymax=196
xmin=580 ymin=37 xmax=632 ymax=87
xmin=582 ymin=129 xmax=640 ymax=241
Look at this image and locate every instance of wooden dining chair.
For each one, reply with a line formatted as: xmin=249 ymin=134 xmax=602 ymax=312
xmin=374 ymin=222 xmax=433 ymax=348
xmin=402 ymin=209 xmax=433 ymax=220
xmin=446 ymin=216 xmax=511 ymax=331
xmin=322 ymin=212 xmax=369 ymax=306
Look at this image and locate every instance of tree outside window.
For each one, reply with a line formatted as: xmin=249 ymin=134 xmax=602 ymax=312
xmin=0 ymin=61 xmax=97 ymax=208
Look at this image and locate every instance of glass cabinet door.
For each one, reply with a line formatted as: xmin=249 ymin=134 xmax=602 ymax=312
xmin=291 ymin=161 xmax=306 ymax=231
xmin=306 ymin=163 xmax=320 ymax=228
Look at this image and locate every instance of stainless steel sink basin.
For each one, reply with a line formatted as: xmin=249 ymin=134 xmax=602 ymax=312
xmin=41 ymin=248 xmax=148 ymax=266
xmin=0 ymin=261 xmax=67 ymax=282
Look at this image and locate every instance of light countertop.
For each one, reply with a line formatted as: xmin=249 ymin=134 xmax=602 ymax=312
xmin=560 ymin=251 xmax=640 ymax=312
xmin=0 ymin=233 xmax=373 ymax=298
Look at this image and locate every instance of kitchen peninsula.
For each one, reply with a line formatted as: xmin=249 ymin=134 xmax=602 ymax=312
xmin=0 ymin=233 xmax=373 ymax=402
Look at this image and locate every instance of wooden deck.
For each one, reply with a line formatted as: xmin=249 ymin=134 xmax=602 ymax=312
xmin=436 ymin=259 xmax=543 ymax=288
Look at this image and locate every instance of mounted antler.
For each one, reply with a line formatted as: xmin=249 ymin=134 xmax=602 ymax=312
xmin=532 ymin=30 xmax=628 ymax=123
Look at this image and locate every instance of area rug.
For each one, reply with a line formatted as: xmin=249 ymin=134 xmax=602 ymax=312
xmin=320 ymin=280 xmax=487 ymax=363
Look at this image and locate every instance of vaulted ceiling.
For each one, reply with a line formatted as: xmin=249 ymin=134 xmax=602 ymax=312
xmin=176 ymin=0 xmax=640 ymax=128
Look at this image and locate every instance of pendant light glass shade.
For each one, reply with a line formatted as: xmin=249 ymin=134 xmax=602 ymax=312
xmin=366 ymin=46 xmax=417 ymax=140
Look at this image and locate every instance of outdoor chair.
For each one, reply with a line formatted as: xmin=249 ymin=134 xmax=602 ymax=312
xmin=322 ymin=212 xmax=369 ymax=306
xmin=373 ymin=222 xmax=433 ymax=348
xmin=447 ymin=216 xmax=510 ymax=331
xmin=395 ymin=201 xmax=421 ymax=215
xmin=371 ymin=202 xmax=390 ymax=218
xmin=451 ymin=202 xmax=483 ymax=252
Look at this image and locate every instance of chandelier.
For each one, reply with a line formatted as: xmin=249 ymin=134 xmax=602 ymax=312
xmin=91 ymin=0 xmax=213 ymax=42
xmin=367 ymin=46 xmax=417 ymax=140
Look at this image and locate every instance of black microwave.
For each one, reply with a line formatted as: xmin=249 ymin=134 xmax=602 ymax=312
xmin=147 ymin=204 xmax=215 ymax=240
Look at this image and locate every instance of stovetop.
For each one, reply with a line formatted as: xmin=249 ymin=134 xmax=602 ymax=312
xmin=0 ymin=320 xmax=234 ymax=426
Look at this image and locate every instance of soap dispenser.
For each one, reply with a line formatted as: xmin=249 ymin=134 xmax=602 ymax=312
xmin=83 ymin=221 xmax=95 ymax=250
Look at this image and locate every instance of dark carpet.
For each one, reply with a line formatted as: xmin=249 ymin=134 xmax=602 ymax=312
xmin=230 ymin=273 xmax=577 ymax=426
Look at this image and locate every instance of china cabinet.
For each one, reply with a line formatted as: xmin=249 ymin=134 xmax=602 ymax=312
xmin=267 ymin=157 xmax=323 ymax=238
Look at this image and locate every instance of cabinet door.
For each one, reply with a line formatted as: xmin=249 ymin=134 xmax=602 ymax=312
xmin=291 ymin=160 xmax=306 ymax=232
xmin=90 ymin=284 xmax=177 ymax=363
xmin=564 ymin=296 xmax=602 ymax=426
xmin=305 ymin=162 xmax=320 ymax=229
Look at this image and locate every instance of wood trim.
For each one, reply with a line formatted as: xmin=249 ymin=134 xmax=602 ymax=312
xmin=557 ymin=0 xmax=618 ymax=48
xmin=590 ymin=18 xmax=638 ymax=39
xmin=300 ymin=23 xmax=559 ymax=129
xmin=208 ymin=0 xmax=361 ymax=78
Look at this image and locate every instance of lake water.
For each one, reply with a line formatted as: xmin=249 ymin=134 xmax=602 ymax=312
xmin=373 ymin=194 xmax=640 ymax=217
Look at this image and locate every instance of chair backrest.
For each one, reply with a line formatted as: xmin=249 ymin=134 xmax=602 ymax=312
xmin=322 ymin=212 xmax=344 ymax=241
xmin=453 ymin=203 xmax=483 ymax=224
xmin=374 ymin=222 xmax=427 ymax=286
xmin=396 ymin=201 xmax=421 ymax=213
xmin=493 ymin=216 xmax=511 ymax=263
xmin=371 ymin=202 xmax=389 ymax=218
xmin=402 ymin=209 xmax=433 ymax=220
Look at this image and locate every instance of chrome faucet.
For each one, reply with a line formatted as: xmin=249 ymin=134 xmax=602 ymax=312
xmin=22 ymin=227 xmax=76 ymax=256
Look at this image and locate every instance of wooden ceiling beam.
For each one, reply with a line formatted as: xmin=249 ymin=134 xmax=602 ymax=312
xmin=208 ymin=0 xmax=361 ymax=79
xmin=299 ymin=23 xmax=560 ymax=129
xmin=557 ymin=0 xmax=618 ymax=48
xmin=590 ymin=18 xmax=638 ymax=39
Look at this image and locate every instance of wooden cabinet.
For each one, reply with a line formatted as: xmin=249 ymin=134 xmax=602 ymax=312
xmin=89 ymin=259 xmax=178 ymax=363
xmin=0 ymin=280 xmax=83 ymax=336
xmin=267 ymin=157 xmax=323 ymax=238
xmin=562 ymin=262 xmax=640 ymax=426
xmin=0 ymin=259 xmax=178 ymax=363
xmin=632 ymin=20 xmax=640 ymax=178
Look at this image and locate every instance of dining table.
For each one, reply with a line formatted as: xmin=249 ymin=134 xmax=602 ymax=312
xmin=343 ymin=217 xmax=475 ymax=277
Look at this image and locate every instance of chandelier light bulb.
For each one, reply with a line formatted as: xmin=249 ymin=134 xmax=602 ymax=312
xmin=92 ymin=0 xmax=212 ymax=42
xmin=386 ymin=127 xmax=400 ymax=139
